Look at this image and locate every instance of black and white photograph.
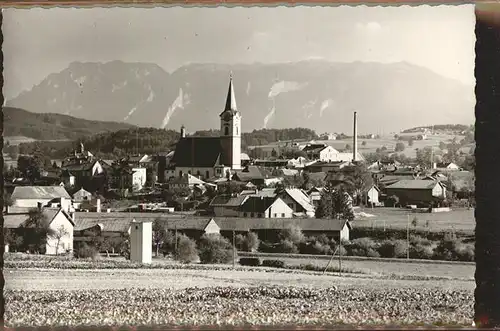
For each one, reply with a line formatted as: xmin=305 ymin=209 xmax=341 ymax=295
xmin=2 ymin=4 xmax=479 ymax=328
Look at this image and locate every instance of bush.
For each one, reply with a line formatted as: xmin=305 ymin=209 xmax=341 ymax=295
xmin=347 ymin=238 xmax=380 ymax=257
xmin=410 ymin=243 xmax=434 ymax=260
xmin=175 ymin=235 xmax=198 ymax=264
xmin=198 ymin=234 xmax=234 ymax=264
xmin=377 ymin=239 xmax=408 ymax=258
xmin=235 ymin=234 xmax=246 ymax=250
xmin=278 ymin=239 xmax=299 ymax=254
xmin=262 ymin=259 xmax=286 ymax=268
xmin=75 ymin=243 xmax=99 ymax=260
xmin=279 ymin=225 xmax=305 ymax=245
xmin=245 ymin=232 xmax=260 ymax=252
xmin=239 ymin=257 xmax=261 ymax=266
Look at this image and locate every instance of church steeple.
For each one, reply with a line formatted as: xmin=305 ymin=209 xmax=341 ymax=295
xmin=221 ymin=71 xmax=238 ymax=115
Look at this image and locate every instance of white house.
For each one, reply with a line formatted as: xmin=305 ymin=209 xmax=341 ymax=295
xmin=238 ymin=196 xmax=294 ymax=218
xmin=301 ymin=144 xmax=340 ymax=162
xmin=4 ymin=207 xmax=75 ymax=255
xmin=72 ymin=188 xmax=93 ymax=202
xmin=132 ymin=168 xmax=147 ymax=191
xmin=11 ymin=186 xmax=71 ymax=209
xmin=278 ymin=188 xmax=316 ymax=218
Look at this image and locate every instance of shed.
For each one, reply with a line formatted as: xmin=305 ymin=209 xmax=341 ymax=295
xmin=385 ymin=180 xmax=447 ymax=206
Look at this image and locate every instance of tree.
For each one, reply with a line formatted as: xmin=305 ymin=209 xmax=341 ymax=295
xmin=395 ymin=142 xmax=405 ymax=152
xmin=361 ymin=141 xmax=367 ymax=146
xmin=345 ymin=144 xmax=351 ymax=151
xmin=152 ymin=219 xmax=168 ymax=257
xmin=22 ymin=208 xmax=56 ymax=254
xmin=315 ymin=181 xmax=355 ymax=221
xmin=52 ymin=225 xmax=70 ymax=255
xmin=408 ymin=138 xmax=414 ymax=147
xmin=439 ymin=141 xmax=447 ymax=150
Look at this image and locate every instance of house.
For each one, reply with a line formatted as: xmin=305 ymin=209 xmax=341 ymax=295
xmin=62 ymin=142 xmax=95 ymax=167
xmin=61 ymin=160 xmax=106 ymax=191
xmin=434 ymin=162 xmax=460 ymax=171
xmin=233 ymin=165 xmax=266 ymax=187
xmin=168 ymin=173 xmax=207 ymax=190
xmin=132 ymin=168 xmax=147 ymax=191
xmin=238 ymin=196 xmax=294 ymax=218
xmin=385 ymin=180 xmax=447 ymax=206
xmin=210 ymin=195 xmax=249 ymax=217
xmin=301 ymin=144 xmax=340 ymax=162
xmin=170 ymin=75 xmax=243 ymax=180
xmin=305 ymin=161 xmax=351 ymax=173
xmin=308 ymin=187 xmax=324 ymax=208
xmin=72 ymin=188 xmax=93 ymax=202
xmin=278 ymin=188 xmax=315 ymax=218
xmin=5 ymin=207 xmax=75 ymax=255
xmin=61 ymin=169 xmax=76 ymax=187
xmin=11 ymin=186 xmax=71 ymax=209
xmin=216 ymin=217 xmax=352 ymax=242
xmin=365 ymin=185 xmax=381 ymax=206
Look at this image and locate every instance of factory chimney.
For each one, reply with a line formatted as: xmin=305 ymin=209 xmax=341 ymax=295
xmin=353 ymin=111 xmax=358 ymax=163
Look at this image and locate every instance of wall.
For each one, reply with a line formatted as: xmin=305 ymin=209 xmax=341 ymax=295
xmin=177 ymin=167 xmax=214 ymax=180
xmin=214 ymin=206 xmax=240 ymax=217
xmin=130 ymin=222 xmax=152 ymax=264
xmin=266 ymin=198 xmax=294 ymax=218
xmin=385 ymin=188 xmax=433 ymax=204
xmin=92 ymin=161 xmax=104 ymax=176
xmin=45 ymin=210 xmax=74 ymax=255
xmin=340 ymin=224 xmax=350 ymax=242
xmin=132 ymin=168 xmax=147 ymax=191
xmin=14 ymin=198 xmax=52 ymax=208
xmin=367 ymin=188 xmax=380 ymax=204
xmin=204 ymin=220 xmax=221 ymax=234
xmin=432 ymin=184 xmax=446 ymax=199
xmin=319 ymin=146 xmax=339 ymax=162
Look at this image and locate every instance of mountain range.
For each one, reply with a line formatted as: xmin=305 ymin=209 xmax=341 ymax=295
xmin=6 ymin=60 xmax=475 ymax=134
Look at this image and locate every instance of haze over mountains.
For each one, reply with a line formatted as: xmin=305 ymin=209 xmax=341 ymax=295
xmin=7 ymin=60 xmax=475 ymax=134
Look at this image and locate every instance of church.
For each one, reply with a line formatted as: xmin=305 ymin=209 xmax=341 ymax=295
xmin=170 ymin=73 xmax=243 ymax=180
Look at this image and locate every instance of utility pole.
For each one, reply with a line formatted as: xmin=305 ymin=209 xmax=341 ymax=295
xmin=407 ymin=213 xmax=410 ymax=260
xmin=232 ymin=230 xmax=236 ymax=269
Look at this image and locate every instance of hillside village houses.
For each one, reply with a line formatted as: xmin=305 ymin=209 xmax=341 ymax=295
xmin=3 ymin=72 xmax=476 ymax=256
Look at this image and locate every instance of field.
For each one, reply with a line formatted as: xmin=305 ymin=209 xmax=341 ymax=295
xmin=5 ymin=253 xmax=475 ymax=327
xmin=354 ymin=207 xmax=475 ymax=234
xmin=323 ymin=133 xmax=466 ymax=158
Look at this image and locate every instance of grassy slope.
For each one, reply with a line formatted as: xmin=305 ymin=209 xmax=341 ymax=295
xmin=3 ymin=106 xmax=136 ymax=141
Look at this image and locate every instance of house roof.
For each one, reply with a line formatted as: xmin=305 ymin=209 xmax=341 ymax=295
xmin=253 ymin=188 xmax=278 ymax=198
xmin=74 ymin=217 xmax=218 ymax=233
xmin=171 ymin=137 xmax=223 ymax=168
xmin=11 ymin=186 xmax=71 ymax=200
xmin=385 ymin=179 xmax=442 ymax=190
xmin=210 ymin=195 xmax=248 ymax=207
xmin=4 ymin=208 xmax=73 ymax=228
xmin=283 ymin=188 xmax=315 ymax=212
xmin=239 ymin=196 xmax=278 ymax=213
xmin=215 ymin=217 xmax=350 ymax=232
xmin=234 ymin=165 xmax=265 ymax=181
xmin=63 ymin=161 xmax=98 ymax=172
xmin=302 ymin=144 xmax=328 ymax=153
xmin=281 ymin=168 xmax=299 ymax=177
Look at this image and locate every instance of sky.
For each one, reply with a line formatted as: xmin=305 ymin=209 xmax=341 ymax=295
xmin=3 ymin=5 xmax=475 ymax=100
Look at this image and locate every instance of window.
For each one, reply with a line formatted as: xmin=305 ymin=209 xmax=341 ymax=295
xmin=250 ymin=213 xmax=254 ymax=218
xmin=281 ymin=213 xmax=285 ymax=217
xmin=188 ymin=170 xmax=192 ymax=175
xmin=243 ymin=212 xmax=247 ymax=217
xmin=273 ymin=213 xmax=277 ymax=218
xmin=258 ymin=213 xmax=263 ymax=218
xmin=206 ymin=171 xmax=210 ymax=178
xmin=236 ymin=127 xmax=239 ymax=135
xmin=179 ymin=171 xmax=183 ymax=178
xmin=197 ymin=171 xmax=201 ymax=177
xmin=224 ymin=126 xmax=229 ymax=136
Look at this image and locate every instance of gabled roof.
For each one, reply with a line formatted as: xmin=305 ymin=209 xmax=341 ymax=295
xmin=283 ymin=188 xmax=315 ymax=212
xmin=5 ymin=208 xmax=74 ymax=229
xmin=172 ymin=137 xmax=223 ymax=168
xmin=386 ymin=179 xmax=443 ymax=190
xmin=210 ymin=195 xmax=249 ymax=207
xmin=11 ymin=186 xmax=71 ymax=200
xmin=239 ymin=196 xmax=278 ymax=213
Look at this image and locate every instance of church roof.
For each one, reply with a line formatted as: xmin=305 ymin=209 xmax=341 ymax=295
xmin=220 ymin=73 xmax=239 ymax=117
xmin=171 ymin=137 xmax=223 ymax=168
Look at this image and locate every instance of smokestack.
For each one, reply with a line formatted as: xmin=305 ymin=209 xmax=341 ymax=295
xmin=353 ymin=111 xmax=358 ymax=163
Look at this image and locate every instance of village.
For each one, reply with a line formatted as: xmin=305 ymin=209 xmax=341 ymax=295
xmin=3 ymin=74 xmax=475 ymax=263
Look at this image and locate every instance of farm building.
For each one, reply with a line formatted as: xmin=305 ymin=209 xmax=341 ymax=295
xmin=215 ymin=217 xmax=352 ymax=242
xmin=385 ymin=180 xmax=447 ymax=206
xmin=278 ymin=188 xmax=316 ymax=218
xmin=301 ymin=144 xmax=340 ymax=162
xmin=11 ymin=186 xmax=71 ymax=209
xmin=4 ymin=207 xmax=75 ymax=255
xmin=434 ymin=162 xmax=460 ymax=171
